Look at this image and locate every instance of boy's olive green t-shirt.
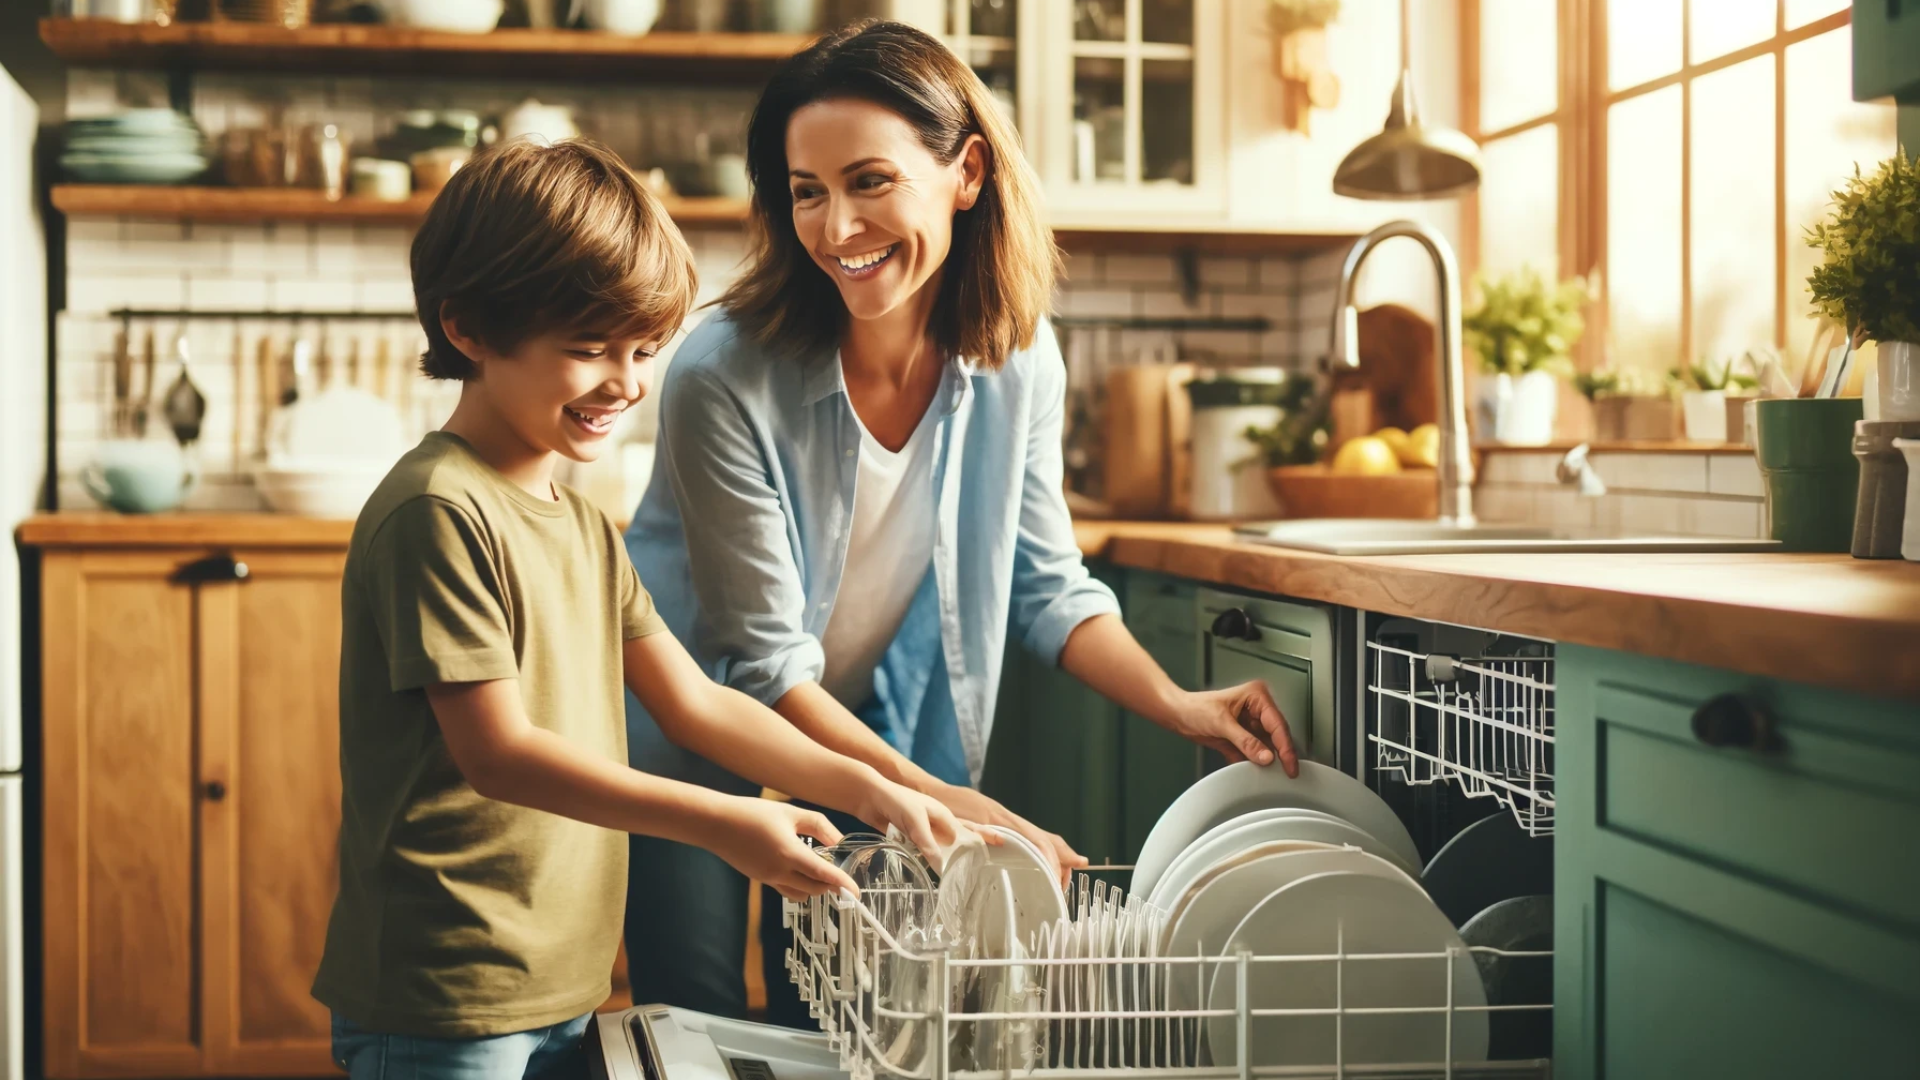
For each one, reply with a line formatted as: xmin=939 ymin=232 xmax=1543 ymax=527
xmin=312 ymin=431 xmax=666 ymax=1037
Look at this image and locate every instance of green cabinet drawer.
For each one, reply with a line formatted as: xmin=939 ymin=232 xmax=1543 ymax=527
xmin=1555 ymin=644 xmax=1920 ymax=1080
xmin=1197 ymin=587 xmax=1334 ymax=762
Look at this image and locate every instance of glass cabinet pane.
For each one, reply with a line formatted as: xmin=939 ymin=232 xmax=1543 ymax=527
xmin=1607 ymin=85 xmax=1683 ymax=368
xmin=969 ymin=0 xmax=1015 ymax=38
xmin=1478 ymin=124 xmax=1559 ymax=279
xmin=1608 ymin=0 xmax=1682 ymax=90
xmin=1075 ymin=0 xmax=1126 ymax=41
xmin=1141 ymin=0 xmax=1192 ymax=44
xmin=1478 ymin=0 xmax=1555 ymax=133
xmin=1141 ymin=58 xmax=1194 ymax=184
xmin=1073 ymin=56 xmax=1126 ymax=183
xmin=1690 ymin=55 xmax=1775 ymax=363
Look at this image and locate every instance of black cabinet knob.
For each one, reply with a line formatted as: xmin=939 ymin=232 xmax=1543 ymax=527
xmin=1209 ymin=608 xmax=1261 ymax=642
xmin=174 ymin=554 xmax=250 ymax=583
xmin=1691 ymin=694 xmax=1779 ymax=752
xmin=204 ymin=780 xmax=227 ymax=802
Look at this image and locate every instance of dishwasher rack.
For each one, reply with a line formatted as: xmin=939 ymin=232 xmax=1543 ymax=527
xmin=1365 ymin=639 xmax=1556 ymax=837
xmin=782 ymin=877 xmax=1551 ymax=1080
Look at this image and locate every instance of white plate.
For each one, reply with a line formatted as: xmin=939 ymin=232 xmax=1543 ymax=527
xmin=1205 ymin=870 xmax=1489 ymax=1068
xmin=1131 ymin=761 xmax=1420 ymax=900
xmin=938 ymin=833 xmax=1068 ymax=957
xmin=981 ymin=824 xmax=1061 ymax=889
xmin=1146 ymin=807 xmax=1420 ymax=911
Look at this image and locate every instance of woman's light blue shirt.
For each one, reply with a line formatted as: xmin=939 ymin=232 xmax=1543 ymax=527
xmin=623 ymin=312 xmax=1119 ymax=794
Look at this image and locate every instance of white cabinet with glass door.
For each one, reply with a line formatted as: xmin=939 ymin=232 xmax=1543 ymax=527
xmin=1030 ymin=0 xmax=1227 ymax=225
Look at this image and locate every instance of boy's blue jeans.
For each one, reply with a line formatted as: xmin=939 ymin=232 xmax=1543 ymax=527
xmin=330 ymin=1012 xmax=592 ymax=1079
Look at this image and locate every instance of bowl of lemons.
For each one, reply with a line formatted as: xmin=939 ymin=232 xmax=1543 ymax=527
xmin=1264 ymin=423 xmax=1442 ymax=519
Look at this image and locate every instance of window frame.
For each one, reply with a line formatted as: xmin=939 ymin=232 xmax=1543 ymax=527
xmin=1462 ymin=0 xmax=1854 ymax=370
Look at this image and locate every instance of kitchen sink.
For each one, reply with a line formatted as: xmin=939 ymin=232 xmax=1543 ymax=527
xmin=1234 ymin=518 xmax=1783 ymax=555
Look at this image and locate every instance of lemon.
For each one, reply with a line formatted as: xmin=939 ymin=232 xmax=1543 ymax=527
xmin=1330 ymin=435 xmax=1403 ymax=475
xmin=1401 ymin=424 xmax=1440 ymax=469
xmin=1372 ymin=427 xmax=1410 ymax=458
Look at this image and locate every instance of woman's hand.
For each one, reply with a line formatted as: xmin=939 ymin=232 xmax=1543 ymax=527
xmin=708 ymin=797 xmax=858 ymax=903
xmin=931 ymin=782 xmax=1087 ymax=886
xmin=855 ymin=779 xmax=966 ymax=864
xmin=1166 ymin=681 xmax=1300 ymax=777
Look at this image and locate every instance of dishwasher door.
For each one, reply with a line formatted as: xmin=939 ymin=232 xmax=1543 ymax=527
xmin=591 ymin=1006 xmax=849 ymax=1080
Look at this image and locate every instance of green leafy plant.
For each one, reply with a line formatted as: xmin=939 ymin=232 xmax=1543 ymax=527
xmin=1463 ymin=268 xmax=1594 ymax=378
xmin=1676 ymin=356 xmax=1761 ymax=393
xmin=1805 ymin=149 xmax=1920 ymax=343
xmin=1240 ymin=381 xmax=1330 ymax=467
xmin=1267 ymin=0 xmax=1341 ymax=35
xmin=1574 ymin=366 xmax=1679 ymax=402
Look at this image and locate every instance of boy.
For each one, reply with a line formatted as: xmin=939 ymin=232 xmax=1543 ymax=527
xmin=312 ymin=138 xmax=959 ymax=1079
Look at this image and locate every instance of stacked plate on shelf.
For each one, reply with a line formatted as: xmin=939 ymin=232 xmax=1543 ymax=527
xmin=1133 ymin=761 xmax=1491 ymax=1069
xmin=62 ymin=109 xmax=208 ymax=184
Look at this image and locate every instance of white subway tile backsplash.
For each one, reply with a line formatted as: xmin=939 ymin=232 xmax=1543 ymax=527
xmin=1593 ymin=452 xmax=1708 ymax=493
xmin=355 ymin=277 xmax=416 ymax=312
xmin=67 ymin=273 xmax=187 ymax=314
xmin=1216 ymin=292 xmax=1285 ymax=323
xmin=1056 ymin=288 xmax=1134 ymax=318
xmin=1139 ymin=289 xmax=1201 ymax=318
xmin=1707 ymin=453 xmax=1764 ymax=497
xmin=1684 ymin=498 xmax=1764 ymax=538
xmin=267 ymin=277 xmax=358 ymax=311
xmin=312 ymin=224 xmax=359 ymax=276
xmin=1101 ymin=254 xmax=1178 ymax=286
xmin=1478 ymin=452 xmax=1561 ymax=486
xmin=1258 ymin=256 xmax=1299 ymax=291
xmin=1474 ymin=484 xmax=1535 ymax=523
xmin=1199 ymin=257 xmax=1252 ymax=289
xmin=186 ymin=274 xmax=273 ymax=311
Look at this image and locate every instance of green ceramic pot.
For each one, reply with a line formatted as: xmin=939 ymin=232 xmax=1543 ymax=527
xmin=1752 ymin=398 xmax=1863 ymax=552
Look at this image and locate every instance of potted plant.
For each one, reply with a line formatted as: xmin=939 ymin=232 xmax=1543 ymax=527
xmin=1674 ymin=355 xmax=1761 ymax=442
xmin=1463 ymin=267 xmax=1592 ymax=445
xmin=1575 ymin=366 xmax=1682 ymax=441
xmin=1806 ymin=149 xmax=1920 ymax=422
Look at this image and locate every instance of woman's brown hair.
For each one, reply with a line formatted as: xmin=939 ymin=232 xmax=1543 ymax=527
xmin=411 ymin=138 xmax=698 ymax=380
xmin=717 ymin=19 xmax=1058 ymax=372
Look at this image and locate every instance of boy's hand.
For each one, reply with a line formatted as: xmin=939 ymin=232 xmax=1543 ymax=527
xmin=930 ymin=782 xmax=1087 ymax=887
xmin=710 ymin=797 xmax=858 ymax=903
xmin=855 ymin=780 xmax=965 ymax=866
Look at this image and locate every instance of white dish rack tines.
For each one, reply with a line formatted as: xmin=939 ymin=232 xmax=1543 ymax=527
xmin=784 ymin=873 xmax=1549 ymax=1080
xmin=1365 ymin=641 xmax=1555 ymax=837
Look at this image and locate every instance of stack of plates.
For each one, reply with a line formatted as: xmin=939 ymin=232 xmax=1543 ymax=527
xmin=1134 ymin=761 xmax=1490 ymax=1069
xmin=62 ymin=110 xmax=208 ymax=184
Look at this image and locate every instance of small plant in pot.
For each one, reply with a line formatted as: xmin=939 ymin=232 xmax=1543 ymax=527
xmin=1673 ymin=355 xmax=1760 ymax=442
xmin=1463 ymin=267 xmax=1592 ymax=445
xmin=1575 ymin=366 xmax=1682 ymax=441
xmin=1806 ymin=149 xmax=1920 ymax=422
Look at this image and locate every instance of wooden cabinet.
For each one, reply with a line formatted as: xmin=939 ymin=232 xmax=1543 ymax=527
xmin=1553 ymin=644 xmax=1920 ymax=1080
xmin=40 ymin=547 xmax=345 ymax=1078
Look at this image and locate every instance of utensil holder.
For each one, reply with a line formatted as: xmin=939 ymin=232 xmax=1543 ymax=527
xmin=1753 ymin=398 xmax=1862 ymax=552
xmin=1850 ymin=420 xmax=1920 ymax=559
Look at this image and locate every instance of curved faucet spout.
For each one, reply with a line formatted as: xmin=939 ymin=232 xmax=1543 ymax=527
xmin=1325 ymin=219 xmax=1475 ymax=526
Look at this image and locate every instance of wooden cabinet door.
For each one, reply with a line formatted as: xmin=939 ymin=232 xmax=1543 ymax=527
xmin=198 ymin=551 xmax=345 ymax=1076
xmin=41 ymin=550 xmax=207 ymax=1078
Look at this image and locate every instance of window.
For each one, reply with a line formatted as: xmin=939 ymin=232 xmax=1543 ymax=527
xmin=1463 ymin=0 xmax=1898 ymax=372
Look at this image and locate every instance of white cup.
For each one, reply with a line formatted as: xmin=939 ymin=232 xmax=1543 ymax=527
xmin=1878 ymin=341 xmax=1920 ymax=422
xmin=581 ymin=0 xmax=660 ymax=33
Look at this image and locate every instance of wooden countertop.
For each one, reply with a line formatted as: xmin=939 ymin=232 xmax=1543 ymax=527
xmin=22 ymin=514 xmax=1920 ymax=701
xmin=1076 ymin=522 xmax=1920 ymax=702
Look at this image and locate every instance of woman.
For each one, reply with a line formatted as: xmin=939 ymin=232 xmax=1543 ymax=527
xmin=623 ymin=20 xmax=1297 ymax=1025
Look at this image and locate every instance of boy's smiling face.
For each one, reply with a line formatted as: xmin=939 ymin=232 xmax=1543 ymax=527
xmin=443 ymin=317 xmax=661 ymax=467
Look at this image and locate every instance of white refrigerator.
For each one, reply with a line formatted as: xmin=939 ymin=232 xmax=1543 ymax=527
xmin=0 ymin=61 xmax=42 ymax=1080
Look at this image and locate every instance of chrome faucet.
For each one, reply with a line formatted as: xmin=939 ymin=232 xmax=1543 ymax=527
xmin=1327 ymin=220 xmax=1476 ymax=526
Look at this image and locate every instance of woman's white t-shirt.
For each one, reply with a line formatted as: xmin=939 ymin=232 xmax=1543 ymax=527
xmin=818 ymin=403 xmax=938 ymax=707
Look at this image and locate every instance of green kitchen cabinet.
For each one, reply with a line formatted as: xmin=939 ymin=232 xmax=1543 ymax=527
xmin=981 ymin=564 xmax=1126 ymax=862
xmin=1553 ymin=644 xmax=1920 ymax=1080
xmin=1197 ymin=587 xmax=1336 ymax=765
xmin=1118 ymin=572 xmax=1207 ymax=862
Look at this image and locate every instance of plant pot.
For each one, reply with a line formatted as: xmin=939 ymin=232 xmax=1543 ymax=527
xmin=1265 ymin=465 xmax=1439 ymax=520
xmin=1681 ymin=389 xmax=1728 ymax=442
xmin=1753 ymin=398 xmax=1862 ymax=552
xmin=1474 ymin=370 xmax=1558 ymax=445
xmin=1592 ymin=395 xmax=1679 ymax=441
xmin=1724 ymin=395 xmax=1758 ymax=444
xmin=1878 ymin=340 xmax=1920 ymax=422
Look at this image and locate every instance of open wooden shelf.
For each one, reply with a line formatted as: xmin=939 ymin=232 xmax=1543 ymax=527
xmin=39 ymin=17 xmax=809 ymax=83
xmin=50 ymin=184 xmax=750 ymax=226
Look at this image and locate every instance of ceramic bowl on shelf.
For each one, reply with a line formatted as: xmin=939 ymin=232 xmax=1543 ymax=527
xmin=381 ymin=0 xmax=503 ymax=32
xmin=254 ymin=461 xmax=391 ymax=518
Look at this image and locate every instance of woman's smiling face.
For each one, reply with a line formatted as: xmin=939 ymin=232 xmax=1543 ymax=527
xmin=785 ymin=96 xmax=985 ymax=324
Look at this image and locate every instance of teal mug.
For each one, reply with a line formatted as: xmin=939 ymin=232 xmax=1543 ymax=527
xmin=82 ymin=438 xmax=196 ymax=514
xmin=1751 ymin=398 xmax=1862 ymax=552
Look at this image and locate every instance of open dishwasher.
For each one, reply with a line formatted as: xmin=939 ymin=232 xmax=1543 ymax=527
xmin=594 ymin=614 xmax=1558 ymax=1080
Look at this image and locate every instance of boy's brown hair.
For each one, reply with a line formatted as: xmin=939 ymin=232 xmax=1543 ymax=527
xmin=411 ymin=138 xmax=698 ymax=380
xmin=718 ymin=20 xmax=1057 ymax=373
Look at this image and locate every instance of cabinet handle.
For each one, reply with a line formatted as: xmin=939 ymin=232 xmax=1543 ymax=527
xmin=1690 ymin=694 xmax=1780 ymax=753
xmin=204 ymin=781 xmax=227 ymax=802
xmin=1209 ymin=608 xmax=1262 ymax=642
xmin=174 ymin=554 xmax=250 ymax=583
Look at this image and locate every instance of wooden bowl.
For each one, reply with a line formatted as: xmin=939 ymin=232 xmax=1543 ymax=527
xmin=1264 ymin=465 xmax=1439 ymax=519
